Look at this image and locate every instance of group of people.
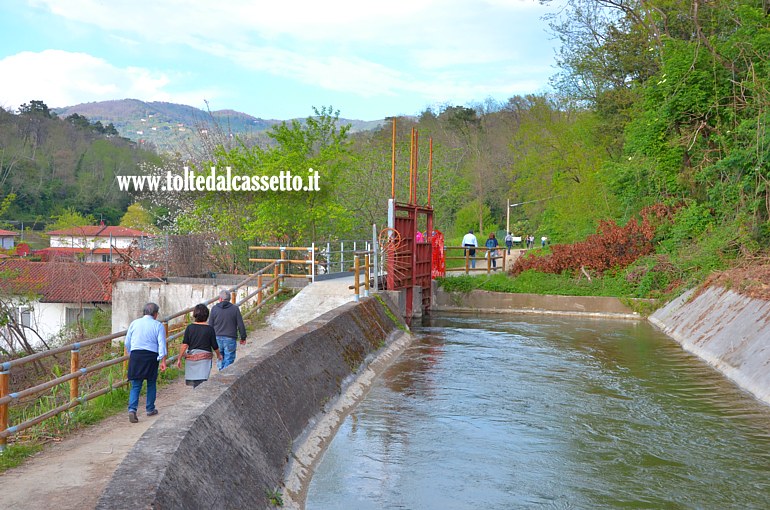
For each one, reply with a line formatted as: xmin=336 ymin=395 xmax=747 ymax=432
xmin=462 ymin=230 xmax=550 ymax=269
xmin=124 ymin=290 xmax=247 ymax=423
xmin=461 ymin=230 xmax=501 ymax=269
xmin=523 ymin=235 xmax=548 ymax=249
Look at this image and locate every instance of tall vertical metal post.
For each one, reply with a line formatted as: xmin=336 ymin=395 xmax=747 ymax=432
xmin=391 ymin=118 xmax=396 ymax=200
xmin=310 ymin=242 xmax=316 ymax=283
xmin=372 ymin=224 xmax=378 ymax=292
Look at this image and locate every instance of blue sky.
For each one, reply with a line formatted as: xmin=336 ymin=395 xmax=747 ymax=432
xmin=0 ymin=0 xmax=561 ymax=121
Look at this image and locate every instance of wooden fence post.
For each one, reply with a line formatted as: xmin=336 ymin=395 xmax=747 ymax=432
xmin=257 ymin=274 xmax=263 ymax=306
xmin=70 ymin=344 xmax=80 ymax=402
xmin=273 ymin=265 xmax=279 ymax=294
xmin=0 ymin=364 xmax=9 ymax=450
xmin=364 ymin=254 xmax=370 ymax=297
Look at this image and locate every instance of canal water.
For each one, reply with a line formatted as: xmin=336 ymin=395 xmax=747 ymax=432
xmin=305 ymin=313 xmax=770 ymax=509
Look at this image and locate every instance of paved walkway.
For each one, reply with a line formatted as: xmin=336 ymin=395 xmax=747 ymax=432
xmin=0 ymin=277 xmax=357 ymax=509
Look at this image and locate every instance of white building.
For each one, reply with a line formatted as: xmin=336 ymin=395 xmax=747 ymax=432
xmin=0 ymin=229 xmax=18 ymax=250
xmin=0 ymin=260 xmax=112 ymax=347
xmin=38 ymin=225 xmax=151 ymax=263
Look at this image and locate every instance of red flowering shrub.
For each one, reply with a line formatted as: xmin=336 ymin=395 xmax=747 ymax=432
xmin=510 ymin=204 xmax=674 ymax=277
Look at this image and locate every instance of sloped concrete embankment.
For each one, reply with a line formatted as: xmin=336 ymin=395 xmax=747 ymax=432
xmin=97 ymin=296 xmax=409 ymax=510
xmin=650 ymin=286 xmax=770 ymax=406
xmin=433 ymin=286 xmax=645 ymax=319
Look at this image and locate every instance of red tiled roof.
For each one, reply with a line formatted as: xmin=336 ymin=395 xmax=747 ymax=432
xmin=0 ymin=229 xmax=18 ymax=236
xmin=45 ymin=226 xmax=150 ymax=237
xmin=0 ymin=260 xmax=112 ymax=303
xmin=34 ymin=247 xmax=89 ymax=254
xmin=33 ymin=247 xmax=141 ymax=259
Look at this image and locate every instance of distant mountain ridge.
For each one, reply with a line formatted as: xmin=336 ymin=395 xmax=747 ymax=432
xmin=53 ymin=99 xmax=385 ymax=152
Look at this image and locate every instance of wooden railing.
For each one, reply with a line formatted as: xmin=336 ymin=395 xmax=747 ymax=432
xmin=350 ymin=251 xmax=372 ymax=301
xmin=444 ymin=245 xmax=506 ymax=274
xmin=0 ymin=263 xmax=284 ymax=450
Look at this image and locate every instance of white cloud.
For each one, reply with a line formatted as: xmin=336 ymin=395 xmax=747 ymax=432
xmin=29 ymin=1 xmax=554 ymax=65
xmin=0 ymin=50 xmax=215 ymax=109
xmin=21 ymin=0 xmax=558 ymax=111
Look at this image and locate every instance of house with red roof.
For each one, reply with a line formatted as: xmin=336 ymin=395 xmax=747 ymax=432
xmin=0 ymin=229 xmax=18 ymax=250
xmin=0 ymin=259 xmax=113 ymax=345
xmin=38 ymin=225 xmax=151 ymax=263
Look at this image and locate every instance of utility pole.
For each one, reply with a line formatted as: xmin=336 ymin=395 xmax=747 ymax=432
xmin=506 ymin=198 xmax=510 ymax=235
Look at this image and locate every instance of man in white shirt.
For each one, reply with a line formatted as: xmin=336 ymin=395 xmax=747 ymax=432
xmin=461 ymin=230 xmax=478 ymax=269
xmin=125 ymin=302 xmax=167 ymax=423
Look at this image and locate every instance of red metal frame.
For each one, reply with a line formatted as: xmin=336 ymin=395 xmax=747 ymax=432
xmin=388 ymin=203 xmax=433 ymax=317
xmin=386 ymin=118 xmax=435 ymax=318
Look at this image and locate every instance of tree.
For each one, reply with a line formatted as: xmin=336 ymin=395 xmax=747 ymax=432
xmin=48 ymin=208 xmax=95 ymax=231
xmin=18 ymin=100 xmax=52 ymax=118
xmin=119 ymin=203 xmax=159 ymax=233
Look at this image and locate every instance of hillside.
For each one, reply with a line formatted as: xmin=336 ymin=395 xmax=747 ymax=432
xmin=0 ymin=105 xmax=162 ymax=224
xmin=54 ymin=99 xmax=384 ymax=152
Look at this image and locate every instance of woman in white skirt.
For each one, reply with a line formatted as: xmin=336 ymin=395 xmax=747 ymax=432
xmin=177 ymin=304 xmax=223 ymax=387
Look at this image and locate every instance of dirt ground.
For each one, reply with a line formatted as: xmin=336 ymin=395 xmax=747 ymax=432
xmin=0 ymin=324 xmax=287 ymax=510
xmin=703 ymin=263 xmax=770 ymax=300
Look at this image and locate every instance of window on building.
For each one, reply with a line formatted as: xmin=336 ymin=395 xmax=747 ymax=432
xmin=101 ymin=254 xmax=111 ymax=262
xmin=19 ymin=308 xmax=32 ymax=328
xmin=65 ymin=307 xmax=96 ymax=326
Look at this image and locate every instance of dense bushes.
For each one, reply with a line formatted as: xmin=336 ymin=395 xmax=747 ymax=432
xmin=510 ymin=204 xmax=673 ymax=277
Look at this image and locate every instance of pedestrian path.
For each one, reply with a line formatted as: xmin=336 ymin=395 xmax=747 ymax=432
xmin=0 ymin=277 xmax=358 ymax=510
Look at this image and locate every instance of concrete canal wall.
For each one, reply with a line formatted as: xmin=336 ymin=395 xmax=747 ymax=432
xmin=435 ymin=282 xmax=770 ymax=407
xmin=432 ymin=284 xmax=646 ymax=319
xmin=97 ymin=296 xmax=409 ymax=510
xmin=650 ymin=286 xmax=770 ymax=406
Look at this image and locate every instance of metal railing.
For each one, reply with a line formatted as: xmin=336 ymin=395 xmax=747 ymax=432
xmin=444 ymin=246 xmax=506 ymax=274
xmin=0 ymin=262 xmax=285 ymax=450
xmin=249 ymin=245 xmax=319 ymax=282
xmin=320 ymin=240 xmax=373 ymax=276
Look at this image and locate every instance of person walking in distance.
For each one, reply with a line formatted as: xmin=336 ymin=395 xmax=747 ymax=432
xmin=209 ymin=290 xmax=247 ymax=370
xmin=125 ymin=302 xmax=167 ymax=423
xmin=504 ymin=232 xmax=513 ymax=255
xmin=485 ymin=232 xmax=499 ymax=268
xmin=462 ymin=229 xmax=478 ymax=269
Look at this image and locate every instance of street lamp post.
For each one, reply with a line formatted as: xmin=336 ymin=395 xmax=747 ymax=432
xmin=506 ymin=198 xmax=510 ymax=235
xmin=506 ymin=194 xmax=565 ymax=236
xmin=506 ymin=199 xmax=526 ymax=235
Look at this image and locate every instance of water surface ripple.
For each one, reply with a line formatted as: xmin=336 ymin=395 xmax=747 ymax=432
xmin=306 ymin=314 xmax=770 ymax=509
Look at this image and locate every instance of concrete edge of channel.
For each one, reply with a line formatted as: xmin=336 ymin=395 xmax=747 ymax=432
xmin=432 ymin=286 xmax=651 ymax=320
xmin=281 ymin=328 xmax=413 ymax=509
xmin=96 ymin=294 xmax=409 ymax=510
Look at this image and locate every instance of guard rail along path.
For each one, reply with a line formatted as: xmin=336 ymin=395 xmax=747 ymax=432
xmin=0 ymin=262 xmax=286 ymax=450
xmin=444 ymin=245 xmax=506 ymax=274
xmin=96 ymin=295 xmax=410 ymax=509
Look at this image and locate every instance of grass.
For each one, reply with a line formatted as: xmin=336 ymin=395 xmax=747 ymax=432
xmin=438 ymin=270 xmax=637 ymax=298
xmin=374 ymin=294 xmax=408 ymax=332
xmin=0 ymin=443 xmax=42 ymax=471
xmin=266 ymin=488 xmax=284 ymax=507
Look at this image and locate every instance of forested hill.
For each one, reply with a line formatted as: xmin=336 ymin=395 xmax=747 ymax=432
xmin=0 ymin=101 xmax=162 ymax=225
xmin=54 ymin=99 xmax=385 ymax=152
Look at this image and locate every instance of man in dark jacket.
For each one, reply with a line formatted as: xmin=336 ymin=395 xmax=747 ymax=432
xmin=209 ymin=290 xmax=247 ymax=370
